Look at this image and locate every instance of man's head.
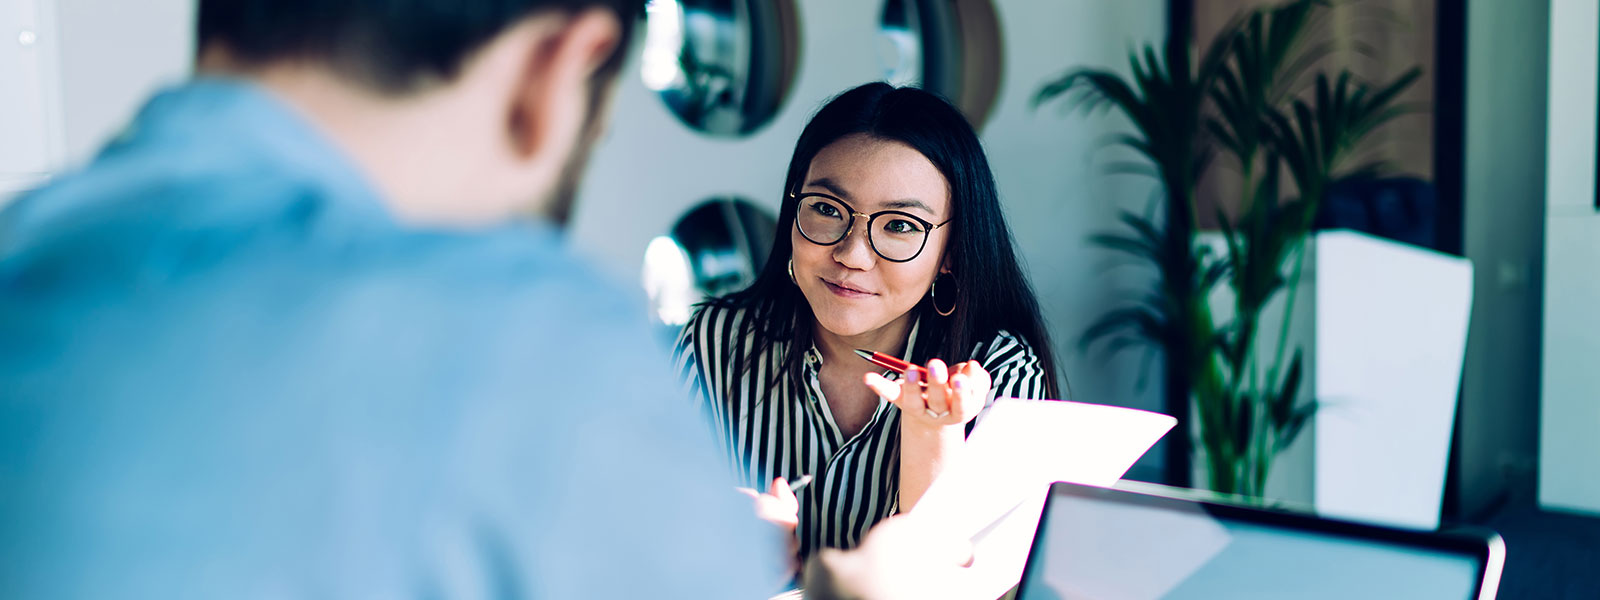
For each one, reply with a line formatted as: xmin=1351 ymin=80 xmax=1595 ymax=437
xmin=197 ymin=0 xmax=645 ymax=226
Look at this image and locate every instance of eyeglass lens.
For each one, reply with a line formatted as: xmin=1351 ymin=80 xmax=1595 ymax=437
xmin=795 ymin=195 xmax=931 ymax=262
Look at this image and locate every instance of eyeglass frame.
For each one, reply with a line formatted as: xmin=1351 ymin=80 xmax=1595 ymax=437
xmin=788 ymin=191 xmax=953 ymax=263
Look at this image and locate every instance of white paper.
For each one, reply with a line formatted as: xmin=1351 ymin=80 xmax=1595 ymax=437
xmin=910 ymin=399 xmax=1177 ymax=599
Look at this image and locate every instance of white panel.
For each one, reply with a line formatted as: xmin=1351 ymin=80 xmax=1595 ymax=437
xmin=1313 ymin=231 xmax=1473 ymax=530
xmin=1545 ymin=0 xmax=1598 ymax=213
xmin=1540 ymin=0 xmax=1600 ymax=517
xmin=0 ymin=0 xmax=63 ymax=184
xmin=1540 ymin=215 xmax=1600 ymax=516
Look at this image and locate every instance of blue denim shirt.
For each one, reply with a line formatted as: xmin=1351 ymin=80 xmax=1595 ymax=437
xmin=0 ymin=79 xmax=780 ymax=598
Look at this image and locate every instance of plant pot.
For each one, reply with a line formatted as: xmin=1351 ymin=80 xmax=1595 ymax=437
xmin=1194 ymin=230 xmax=1473 ymax=528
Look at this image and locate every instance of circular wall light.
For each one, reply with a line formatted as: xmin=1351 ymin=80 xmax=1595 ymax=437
xmin=640 ymin=0 xmax=801 ymax=138
xmin=643 ymin=197 xmax=777 ymax=326
xmin=877 ymin=0 xmax=1004 ymax=129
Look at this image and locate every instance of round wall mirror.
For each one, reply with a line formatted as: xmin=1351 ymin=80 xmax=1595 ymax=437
xmin=640 ymin=0 xmax=801 ymax=137
xmin=643 ymin=198 xmax=777 ymax=327
xmin=877 ymin=0 xmax=1004 ymax=129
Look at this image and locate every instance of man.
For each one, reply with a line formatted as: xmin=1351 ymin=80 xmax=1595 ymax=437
xmin=0 ymin=2 xmax=787 ymax=597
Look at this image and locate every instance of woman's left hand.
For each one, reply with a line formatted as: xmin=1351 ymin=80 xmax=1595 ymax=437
xmin=864 ymin=358 xmax=992 ymax=430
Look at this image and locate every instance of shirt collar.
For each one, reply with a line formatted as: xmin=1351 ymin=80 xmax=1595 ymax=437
xmin=803 ymin=315 xmax=925 ymax=380
xmin=112 ymin=77 xmax=393 ymax=225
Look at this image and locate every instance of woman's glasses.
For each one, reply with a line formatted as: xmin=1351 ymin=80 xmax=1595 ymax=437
xmin=791 ymin=192 xmax=951 ymax=263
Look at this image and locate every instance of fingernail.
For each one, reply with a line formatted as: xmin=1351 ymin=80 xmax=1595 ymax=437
xmin=952 ymin=377 xmax=964 ymax=390
xmin=906 ymin=369 xmax=919 ymax=385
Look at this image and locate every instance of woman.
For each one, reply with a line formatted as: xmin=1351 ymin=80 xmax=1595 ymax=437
xmin=674 ymin=82 xmax=1060 ymax=558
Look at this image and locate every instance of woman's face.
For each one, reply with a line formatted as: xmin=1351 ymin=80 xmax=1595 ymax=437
xmin=790 ymin=134 xmax=952 ymax=342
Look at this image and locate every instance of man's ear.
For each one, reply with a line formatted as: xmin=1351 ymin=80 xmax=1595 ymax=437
xmin=505 ymin=9 xmax=622 ymax=161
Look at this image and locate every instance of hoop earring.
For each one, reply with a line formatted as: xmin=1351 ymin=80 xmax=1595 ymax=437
xmin=788 ymin=258 xmax=796 ymax=285
xmin=932 ymin=275 xmax=957 ymax=317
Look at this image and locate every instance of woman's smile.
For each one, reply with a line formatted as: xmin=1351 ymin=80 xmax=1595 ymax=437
xmin=822 ymin=277 xmax=877 ymax=298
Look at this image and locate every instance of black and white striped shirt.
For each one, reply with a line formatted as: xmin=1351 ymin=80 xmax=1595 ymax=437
xmin=673 ymin=302 xmax=1051 ymax=556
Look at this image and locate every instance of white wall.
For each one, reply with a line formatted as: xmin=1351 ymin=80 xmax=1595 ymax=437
xmin=1540 ymin=0 xmax=1600 ymax=517
xmin=0 ymin=0 xmax=193 ymax=199
xmin=570 ymin=0 xmax=1170 ymax=475
xmin=53 ymin=0 xmax=194 ymax=163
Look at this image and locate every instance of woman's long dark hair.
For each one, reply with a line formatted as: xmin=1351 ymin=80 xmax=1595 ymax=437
xmin=716 ymin=82 xmax=1061 ymax=398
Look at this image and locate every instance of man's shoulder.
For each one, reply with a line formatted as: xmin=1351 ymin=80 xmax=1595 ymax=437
xmin=359 ymin=226 xmax=643 ymax=323
xmin=316 ymin=227 xmax=667 ymax=378
xmin=2 ymin=177 xmax=650 ymax=378
xmin=4 ymin=156 xmax=633 ymax=317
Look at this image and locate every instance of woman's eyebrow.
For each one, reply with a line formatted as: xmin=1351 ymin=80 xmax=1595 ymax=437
xmin=805 ymin=178 xmax=939 ymax=215
xmin=883 ymin=199 xmax=936 ymax=214
xmin=803 ymin=178 xmax=850 ymax=198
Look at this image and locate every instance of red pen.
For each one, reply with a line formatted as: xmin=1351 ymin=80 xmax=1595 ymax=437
xmin=857 ymin=349 xmax=948 ymax=418
xmin=853 ymin=348 xmax=931 ymax=378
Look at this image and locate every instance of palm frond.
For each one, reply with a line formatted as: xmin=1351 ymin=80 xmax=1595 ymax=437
xmin=1268 ymin=350 xmax=1305 ymax=429
xmin=1208 ymin=0 xmax=1328 ymax=171
xmin=1079 ymin=304 xmax=1170 ymax=351
xmin=1088 ymin=232 xmax=1160 ymax=263
xmin=1270 ymin=67 xmax=1422 ymax=205
xmin=1102 ymin=160 xmax=1162 ymax=178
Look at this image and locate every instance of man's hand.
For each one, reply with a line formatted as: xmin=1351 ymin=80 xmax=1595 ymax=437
xmin=738 ymin=478 xmax=802 ymax=573
xmin=801 ymin=515 xmax=975 ymax=600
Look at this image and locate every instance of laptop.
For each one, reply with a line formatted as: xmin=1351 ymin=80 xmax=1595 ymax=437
xmin=1016 ymin=482 xmax=1504 ymax=599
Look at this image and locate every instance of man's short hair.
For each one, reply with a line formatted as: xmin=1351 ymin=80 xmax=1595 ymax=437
xmin=198 ymin=0 xmax=644 ymax=94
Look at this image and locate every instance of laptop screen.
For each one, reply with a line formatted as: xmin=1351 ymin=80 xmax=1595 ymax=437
xmin=1017 ymin=483 xmax=1499 ymax=600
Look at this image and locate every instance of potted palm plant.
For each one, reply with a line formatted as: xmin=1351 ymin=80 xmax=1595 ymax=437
xmin=1035 ymin=0 xmax=1422 ymax=501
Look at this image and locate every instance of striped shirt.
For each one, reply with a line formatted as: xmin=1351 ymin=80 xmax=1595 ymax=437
xmin=673 ymin=302 xmax=1051 ymax=556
